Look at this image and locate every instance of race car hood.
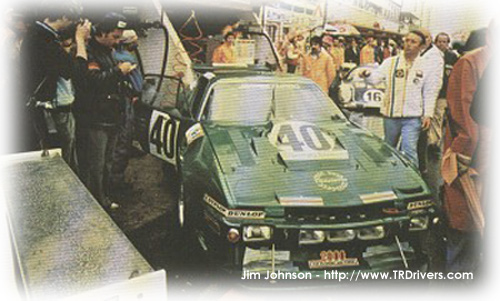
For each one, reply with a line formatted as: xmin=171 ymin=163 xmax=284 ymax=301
xmin=204 ymin=120 xmax=428 ymax=209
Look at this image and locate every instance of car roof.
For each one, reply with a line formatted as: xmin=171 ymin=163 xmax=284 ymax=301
xmin=202 ymin=71 xmax=315 ymax=85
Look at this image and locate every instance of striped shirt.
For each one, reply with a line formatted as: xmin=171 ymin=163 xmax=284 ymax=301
xmin=367 ymin=53 xmax=442 ymax=118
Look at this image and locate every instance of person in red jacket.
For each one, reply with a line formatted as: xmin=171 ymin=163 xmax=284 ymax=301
xmin=441 ymin=24 xmax=492 ymax=273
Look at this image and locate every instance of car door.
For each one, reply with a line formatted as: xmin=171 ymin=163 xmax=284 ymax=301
xmin=134 ymin=74 xmax=197 ymax=167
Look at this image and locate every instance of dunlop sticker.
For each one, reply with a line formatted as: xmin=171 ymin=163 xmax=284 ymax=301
xmin=203 ymin=194 xmax=266 ymax=219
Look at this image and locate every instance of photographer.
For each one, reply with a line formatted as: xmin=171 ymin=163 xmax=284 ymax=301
xmin=20 ymin=0 xmax=83 ymax=152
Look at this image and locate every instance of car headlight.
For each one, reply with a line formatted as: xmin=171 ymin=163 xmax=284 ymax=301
xmin=299 ymin=230 xmax=325 ymax=245
xmin=357 ymin=225 xmax=385 ymax=240
xmin=409 ymin=216 xmax=429 ymax=231
xmin=243 ymin=225 xmax=272 ymax=242
xmin=327 ymin=229 xmax=356 ymax=242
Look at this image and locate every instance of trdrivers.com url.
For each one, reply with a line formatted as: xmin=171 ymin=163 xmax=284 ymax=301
xmin=325 ymin=270 xmax=473 ymax=282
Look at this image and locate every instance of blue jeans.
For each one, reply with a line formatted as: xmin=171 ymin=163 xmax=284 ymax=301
xmin=87 ymin=127 xmax=118 ymax=206
xmin=384 ymin=117 xmax=421 ymax=167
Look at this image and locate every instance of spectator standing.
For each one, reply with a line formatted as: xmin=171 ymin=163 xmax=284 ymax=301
xmin=363 ymin=30 xmax=442 ymax=167
xmin=74 ymin=12 xmax=134 ymax=209
xmin=441 ymin=24 xmax=491 ymax=273
xmin=360 ymin=35 xmax=376 ymax=65
xmin=212 ymin=32 xmax=236 ymax=64
xmin=302 ymin=36 xmax=336 ymax=93
xmin=19 ymin=0 xmax=83 ymax=153
xmin=344 ymin=38 xmax=360 ymax=65
xmin=329 ymin=37 xmax=345 ymax=71
xmin=285 ymin=35 xmax=301 ymax=74
xmin=108 ymin=30 xmax=143 ymax=196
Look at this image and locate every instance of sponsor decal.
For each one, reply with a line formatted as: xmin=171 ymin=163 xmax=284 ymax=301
xmin=185 ymin=123 xmax=204 ymax=145
xmin=360 ymin=191 xmax=397 ymax=204
xmin=203 ymin=194 xmax=266 ymax=219
xmin=407 ymin=200 xmax=433 ymax=210
xmin=308 ymin=250 xmax=359 ymax=269
xmin=314 ymin=171 xmax=348 ymax=192
xmin=277 ymin=196 xmax=324 ymax=206
xmin=395 ymin=69 xmax=405 ymax=78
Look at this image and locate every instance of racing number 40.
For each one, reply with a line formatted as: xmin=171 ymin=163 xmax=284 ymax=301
xmin=278 ymin=124 xmax=331 ymax=152
xmin=149 ymin=111 xmax=178 ymax=163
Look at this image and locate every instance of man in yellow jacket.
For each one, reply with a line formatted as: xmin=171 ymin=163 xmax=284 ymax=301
xmin=360 ymin=35 xmax=376 ymax=65
xmin=302 ymin=36 xmax=336 ymax=92
xmin=212 ymin=32 xmax=236 ymax=64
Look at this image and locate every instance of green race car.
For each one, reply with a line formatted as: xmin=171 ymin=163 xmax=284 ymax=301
xmin=134 ymin=67 xmax=435 ymax=278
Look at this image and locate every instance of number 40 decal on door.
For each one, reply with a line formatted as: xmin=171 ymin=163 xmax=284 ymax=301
xmin=149 ymin=110 xmax=180 ymax=165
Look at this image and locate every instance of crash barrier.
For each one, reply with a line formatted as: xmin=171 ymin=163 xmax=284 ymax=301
xmin=2 ymin=150 xmax=166 ymax=300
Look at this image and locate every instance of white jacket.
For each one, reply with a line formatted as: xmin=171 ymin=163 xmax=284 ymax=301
xmin=367 ymin=51 xmax=443 ymax=118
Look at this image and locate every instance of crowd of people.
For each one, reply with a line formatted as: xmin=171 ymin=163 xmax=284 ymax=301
xmin=6 ymin=1 xmax=140 ymax=211
xmin=274 ymin=24 xmax=492 ymax=274
xmin=4 ymin=0 xmax=492 ymax=276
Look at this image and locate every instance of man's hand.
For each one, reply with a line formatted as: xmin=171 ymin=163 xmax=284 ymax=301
xmin=118 ymin=62 xmax=137 ymax=75
xmin=75 ymin=19 xmax=91 ymax=43
xmin=422 ymin=117 xmax=432 ymax=130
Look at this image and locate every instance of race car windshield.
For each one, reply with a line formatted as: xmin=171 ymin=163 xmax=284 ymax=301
xmin=206 ymin=82 xmax=345 ymax=125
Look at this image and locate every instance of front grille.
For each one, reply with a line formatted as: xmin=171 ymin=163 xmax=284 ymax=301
xmin=284 ymin=202 xmax=397 ymax=224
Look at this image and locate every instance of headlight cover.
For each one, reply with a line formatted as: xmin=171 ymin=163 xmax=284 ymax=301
xmin=243 ymin=225 xmax=272 ymax=242
xmin=327 ymin=229 xmax=356 ymax=242
xmin=409 ymin=216 xmax=429 ymax=231
xmin=299 ymin=230 xmax=325 ymax=245
xmin=357 ymin=225 xmax=385 ymax=240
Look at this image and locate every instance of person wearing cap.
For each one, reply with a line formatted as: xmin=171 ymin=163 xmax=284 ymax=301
xmin=302 ymin=36 xmax=336 ymax=92
xmin=212 ymin=32 xmax=236 ymax=64
xmin=362 ymin=30 xmax=442 ymax=168
xmin=74 ymin=12 xmax=135 ymax=209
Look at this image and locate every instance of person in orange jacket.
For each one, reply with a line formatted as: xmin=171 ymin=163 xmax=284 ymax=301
xmin=302 ymin=36 xmax=336 ymax=92
xmin=212 ymin=32 xmax=236 ymax=64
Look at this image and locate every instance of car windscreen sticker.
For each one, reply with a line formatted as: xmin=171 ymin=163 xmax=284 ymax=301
xmin=149 ymin=110 xmax=179 ymax=165
xmin=203 ymin=194 xmax=266 ymax=219
xmin=268 ymin=121 xmax=349 ymax=161
xmin=308 ymin=250 xmax=359 ymax=269
xmin=185 ymin=123 xmax=204 ymax=146
xmin=314 ymin=171 xmax=348 ymax=192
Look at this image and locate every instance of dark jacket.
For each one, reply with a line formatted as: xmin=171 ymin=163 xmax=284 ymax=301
xmin=438 ymin=49 xmax=459 ymax=99
xmin=21 ymin=21 xmax=72 ymax=103
xmin=344 ymin=46 xmax=360 ymax=65
xmin=75 ymin=37 xmax=125 ymax=128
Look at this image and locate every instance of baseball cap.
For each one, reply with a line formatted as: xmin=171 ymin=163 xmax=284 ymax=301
xmin=96 ymin=12 xmax=128 ymax=33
